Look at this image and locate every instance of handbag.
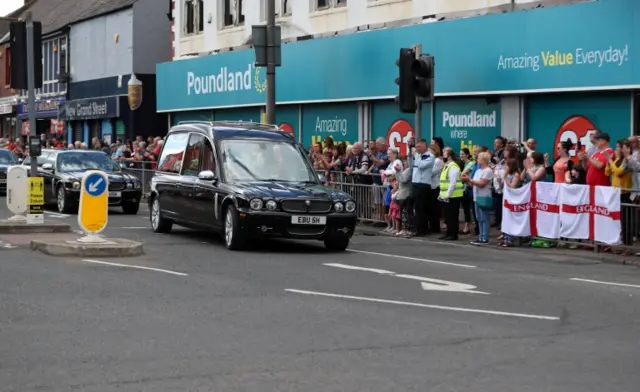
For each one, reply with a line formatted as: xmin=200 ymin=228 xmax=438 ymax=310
xmin=476 ymin=195 xmax=493 ymax=211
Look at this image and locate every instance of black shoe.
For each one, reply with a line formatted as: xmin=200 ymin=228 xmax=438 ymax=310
xmin=444 ymin=236 xmax=458 ymax=241
xmin=438 ymin=235 xmax=448 ymax=240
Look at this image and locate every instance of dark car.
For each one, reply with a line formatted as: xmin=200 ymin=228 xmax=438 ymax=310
xmin=148 ymin=121 xmax=357 ymax=251
xmin=23 ymin=149 xmax=143 ymax=214
xmin=0 ymin=149 xmax=19 ymax=193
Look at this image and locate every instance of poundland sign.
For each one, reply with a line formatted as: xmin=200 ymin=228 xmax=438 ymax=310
xmin=58 ymin=96 xmax=120 ymax=121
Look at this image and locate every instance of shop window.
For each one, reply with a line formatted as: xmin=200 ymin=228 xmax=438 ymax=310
xmin=157 ymin=132 xmax=189 ymax=173
xmin=222 ymin=0 xmax=244 ymax=28
xmin=183 ymin=0 xmax=204 ymax=35
xmin=181 ymin=134 xmax=205 ymax=176
xmin=4 ymin=47 xmax=10 ymax=86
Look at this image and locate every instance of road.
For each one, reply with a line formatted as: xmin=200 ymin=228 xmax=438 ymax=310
xmin=1 ymin=200 xmax=639 ymax=391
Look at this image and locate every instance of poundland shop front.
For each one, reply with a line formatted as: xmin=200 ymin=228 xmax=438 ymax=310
xmin=156 ymin=0 xmax=640 ymax=160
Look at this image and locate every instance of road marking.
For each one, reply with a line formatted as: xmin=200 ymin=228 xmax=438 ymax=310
xmin=285 ymin=289 xmax=558 ymax=321
xmin=324 ymin=263 xmax=488 ymax=294
xmin=570 ymin=278 xmax=640 ymax=289
xmin=80 ymin=259 xmax=188 ymax=276
xmin=347 ymin=249 xmax=476 ymax=269
xmin=118 ymin=226 xmax=148 ymax=229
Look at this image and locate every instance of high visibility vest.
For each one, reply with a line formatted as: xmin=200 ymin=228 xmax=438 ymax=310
xmin=439 ymin=161 xmax=464 ymax=199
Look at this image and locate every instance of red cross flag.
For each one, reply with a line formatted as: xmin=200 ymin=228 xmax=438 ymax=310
xmin=560 ymin=184 xmax=621 ymax=244
xmin=502 ymin=182 xmax=561 ymax=238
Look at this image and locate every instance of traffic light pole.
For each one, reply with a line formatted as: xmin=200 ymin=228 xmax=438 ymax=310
xmin=25 ymin=11 xmax=38 ymax=177
xmin=266 ymin=0 xmax=276 ymax=124
xmin=413 ymin=44 xmax=422 ymax=141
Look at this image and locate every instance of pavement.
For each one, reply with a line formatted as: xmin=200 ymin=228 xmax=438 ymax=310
xmin=1 ymin=200 xmax=640 ymax=391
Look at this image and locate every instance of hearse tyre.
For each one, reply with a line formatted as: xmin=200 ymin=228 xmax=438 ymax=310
xmin=324 ymin=234 xmax=350 ymax=251
xmin=122 ymin=201 xmax=140 ymax=215
xmin=150 ymin=196 xmax=173 ymax=233
xmin=224 ymin=204 xmax=247 ymax=251
xmin=56 ymin=184 xmax=74 ymax=214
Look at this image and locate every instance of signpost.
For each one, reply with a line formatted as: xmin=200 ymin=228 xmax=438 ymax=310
xmin=77 ymin=170 xmax=109 ymax=242
xmin=26 ymin=176 xmax=44 ymax=224
xmin=6 ymin=166 xmax=28 ymax=222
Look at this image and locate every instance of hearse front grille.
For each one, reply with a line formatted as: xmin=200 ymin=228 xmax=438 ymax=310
xmin=281 ymin=199 xmax=332 ymax=213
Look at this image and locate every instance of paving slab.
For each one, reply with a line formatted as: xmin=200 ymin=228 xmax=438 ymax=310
xmin=0 ymin=220 xmax=71 ymax=234
xmin=30 ymin=238 xmax=144 ymax=258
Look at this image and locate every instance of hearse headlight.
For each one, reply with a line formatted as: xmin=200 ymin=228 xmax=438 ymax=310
xmin=345 ymin=200 xmax=356 ymax=213
xmin=249 ymin=198 xmax=263 ymax=210
xmin=134 ymin=181 xmax=141 ymax=189
xmin=334 ymin=202 xmax=344 ymax=212
xmin=126 ymin=182 xmax=133 ymax=189
xmin=71 ymin=181 xmax=80 ymax=189
xmin=265 ymin=200 xmax=277 ymax=211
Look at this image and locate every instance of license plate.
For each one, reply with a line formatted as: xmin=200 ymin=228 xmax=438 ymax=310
xmin=0 ymin=179 xmax=5 ymax=184
xmin=109 ymin=191 xmax=121 ymax=197
xmin=291 ymin=215 xmax=326 ymax=225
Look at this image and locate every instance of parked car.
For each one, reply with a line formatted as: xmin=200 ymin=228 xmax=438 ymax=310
xmin=23 ymin=149 xmax=143 ymax=214
xmin=0 ymin=148 xmax=19 ymax=193
xmin=148 ymin=121 xmax=357 ymax=251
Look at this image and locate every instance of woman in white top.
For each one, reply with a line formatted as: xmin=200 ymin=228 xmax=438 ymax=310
xmin=462 ymin=151 xmax=493 ymax=245
xmin=383 ymin=147 xmax=403 ymax=175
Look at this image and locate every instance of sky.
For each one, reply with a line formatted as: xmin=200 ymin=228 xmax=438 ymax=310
xmin=0 ymin=0 xmax=22 ymax=17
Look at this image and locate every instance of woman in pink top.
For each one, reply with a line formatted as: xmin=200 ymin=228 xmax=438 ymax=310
xmin=553 ymin=139 xmax=572 ymax=183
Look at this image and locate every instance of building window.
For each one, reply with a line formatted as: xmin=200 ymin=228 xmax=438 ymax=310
xmin=20 ymin=36 xmax=68 ymax=98
xmin=262 ymin=0 xmax=291 ymax=19
xmin=4 ymin=48 xmax=10 ymax=86
xmin=59 ymin=37 xmax=67 ymax=76
xmin=223 ymin=0 xmax=244 ymax=28
xmin=183 ymin=0 xmax=204 ymax=35
xmin=311 ymin=0 xmax=346 ymax=12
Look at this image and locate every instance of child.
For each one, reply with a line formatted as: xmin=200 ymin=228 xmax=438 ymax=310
xmin=388 ymin=175 xmax=402 ymax=234
xmin=501 ymin=159 xmax=521 ymax=248
xmin=382 ymin=172 xmax=394 ymax=232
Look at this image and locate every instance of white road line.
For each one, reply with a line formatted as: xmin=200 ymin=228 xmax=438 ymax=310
xmin=570 ymin=278 xmax=640 ymax=289
xmin=45 ymin=212 xmax=70 ymax=218
xmin=285 ymin=289 xmax=558 ymax=321
xmin=118 ymin=227 xmax=148 ymax=229
xmin=324 ymin=263 xmax=488 ymax=294
xmin=81 ymin=259 xmax=188 ymax=276
xmin=347 ymin=249 xmax=476 ymax=269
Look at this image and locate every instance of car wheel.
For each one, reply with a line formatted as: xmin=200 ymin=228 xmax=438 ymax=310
xmin=224 ymin=205 xmax=245 ymax=250
xmin=56 ymin=185 xmax=72 ymax=214
xmin=150 ymin=196 xmax=172 ymax=233
xmin=324 ymin=235 xmax=350 ymax=251
xmin=122 ymin=202 xmax=140 ymax=215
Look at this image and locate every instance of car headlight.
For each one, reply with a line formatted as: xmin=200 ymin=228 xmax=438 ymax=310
xmin=249 ymin=198 xmax=263 ymax=210
xmin=265 ymin=200 xmax=277 ymax=211
xmin=345 ymin=200 xmax=356 ymax=213
xmin=127 ymin=182 xmax=133 ymax=189
xmin=72 ymin=181 xmax=80 ymax=189
xmin=334 ymin=202 xmax=344 ymax=212
xmin=134 ymin=181 xmax=141 ymax=189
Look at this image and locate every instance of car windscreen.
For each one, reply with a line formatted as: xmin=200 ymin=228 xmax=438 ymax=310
xmin=57 ymin=152 xmax=120 ymax=173
xmin=0 ymin=150 xmax=17 ymax=165
xmin=220 ymin=139 xmax=316 ymax=183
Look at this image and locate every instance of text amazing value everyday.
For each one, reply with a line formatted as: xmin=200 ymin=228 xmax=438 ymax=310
xmin=187 ymin=65 xmax=253 ymax=95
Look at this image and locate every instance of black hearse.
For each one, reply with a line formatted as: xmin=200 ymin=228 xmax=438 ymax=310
xmin=149 ymin=121 xmax=357 ymax=251
xmin=23 ymin=149 xmax=143 ymax=214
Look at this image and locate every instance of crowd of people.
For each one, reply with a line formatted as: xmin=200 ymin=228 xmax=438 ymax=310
xmin=0 ymin=135 xmax=164 ymax=170
xmin=309 ymin=132 xmax=640 ymax=255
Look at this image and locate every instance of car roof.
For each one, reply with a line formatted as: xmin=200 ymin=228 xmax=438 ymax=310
xmin=171 ymin=121 xmax=296 ymax=143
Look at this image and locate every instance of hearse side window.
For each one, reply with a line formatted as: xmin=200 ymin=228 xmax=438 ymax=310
xmin=181 ymin=134 xmax=205 ymax=176
xmin=202 ymin=139 xmax=215 ymax=173
xmin=157 ymin=132 xmax=189 ymax=174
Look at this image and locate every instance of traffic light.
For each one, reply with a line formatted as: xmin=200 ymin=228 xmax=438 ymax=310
xmin=395 ymin=48 xmax=416 ymax=113
xmin=412 ymin=54 xmax=434 ymax=102
xmin=9 ymin=20 xmax=43 ymax=90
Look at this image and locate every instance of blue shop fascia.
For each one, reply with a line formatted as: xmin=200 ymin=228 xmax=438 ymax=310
xmin=58 ymin=74 xmax=161 ymax=146
xmin=156 ymin=0 xmax=640 ymax=161
xmin=18 ymin=97 xmax=66 ymax=139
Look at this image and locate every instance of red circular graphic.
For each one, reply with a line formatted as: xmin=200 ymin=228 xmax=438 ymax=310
xmin=278 ymin=122 xmax=294 ymax=136
xmin=554 ymin=115 xmax=598 ymax=162
xmin=385 ymin=119 xmax=414 ymax=158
